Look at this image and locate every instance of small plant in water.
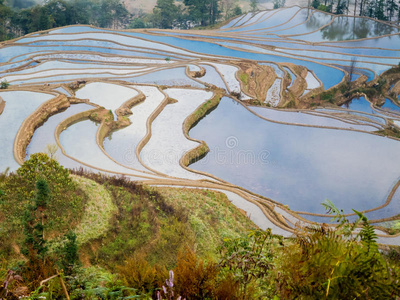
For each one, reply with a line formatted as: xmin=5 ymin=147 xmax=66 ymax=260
xmin=157 ymin=270 xmax=185 ymax=300
xmin=0 ymin=80 xmax=9 ymax=89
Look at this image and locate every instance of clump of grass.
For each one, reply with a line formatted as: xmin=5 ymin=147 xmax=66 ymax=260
xmin=239 ymin=72 xmax=249 ymax=86
xmin=71 ymin=175 xmax=117 ymax=245
xmin=320 ymin=87 xmax=337 ymax=102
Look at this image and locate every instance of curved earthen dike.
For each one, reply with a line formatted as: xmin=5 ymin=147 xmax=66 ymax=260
xmin=96 ymin=92 xmax=146 ymax=146
xmin=0 ymin=97 xmax=5 ymax=115
xmin=180 ymin=88 xmax=225 ymax=167
xmin=13 ymin=94 xmax=71 ymax=165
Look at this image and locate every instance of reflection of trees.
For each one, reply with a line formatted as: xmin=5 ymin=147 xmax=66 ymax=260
xmin=321 ymin=16 xmax=351 ymax=41
xmin=373 ymin=21 xmax=397 ymax=36
xmin=352 ymin=18 xmax=370 ymax=39
xmin=306 ymin=12 xmax=332 ymax=31
xmin=320 ymin=16 xmax=397 ymax=41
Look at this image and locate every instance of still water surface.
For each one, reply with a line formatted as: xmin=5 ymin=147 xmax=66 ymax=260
xmin=189 ymin=97 xmax=400 ymax=216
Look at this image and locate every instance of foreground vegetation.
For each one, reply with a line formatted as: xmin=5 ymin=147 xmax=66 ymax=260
xmin=0 ymin=154 xmax=399 ymax=299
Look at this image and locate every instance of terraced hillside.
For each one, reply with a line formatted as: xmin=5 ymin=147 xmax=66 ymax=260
xmin=1 ymin=6 xmax=400 ymax=244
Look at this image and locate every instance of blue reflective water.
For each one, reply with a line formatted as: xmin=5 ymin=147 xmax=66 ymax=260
xmin=250 ymin=105 xmax=377 ymax=131
xmin=25 ymin=40 xmax=179 ymax=58
xmin=298 ymin=16 xmax=399 ymax=42
xmin=324 ymin=34 xmax=400 ymax=49
xmin=26 ymin=103 xmax=94 ymax=157
xmin=283 ymin=67 xmax=295 ymax=87
xmin=277 ymin=10 xmax=332 ymax=35
xmin=226 ymin=7 xmax=301 ymax=32
xmin=49 ymin=26 xmax=105 ymax=34
xmin=0 ymin=91 xmax=53 ymax=171
xmin=197 ymin=64 xmax=227 ymax=89
xmin=189 ymin=97 xmax=400 ymax=215
xmin=265 ymin=8 xmax=311 ymax=33
xmin=221 ymin=13 xmax=254 ymax=29
xmin=125 ymin=32 xmax=344 ymax=89
xmin=149 ymin=30 xmax=400 ymax=59
xmin=220 ymin=15 xmax=245 ymax=29
xmin=125 ymin=67 xmax=203 ymax=87
xmin=381 ymin=98 xmax=400 ymax=113
xmin=341 ymin=97 xmax=377 ymax=115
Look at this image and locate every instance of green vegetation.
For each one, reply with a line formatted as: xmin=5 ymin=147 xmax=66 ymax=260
xmin=0 ymin=80 xmax=9 ymax=89
xmin=71 ymin=171 xmax=255 ymax=270
xmin=1 ymin=155 xmax=400 ymax=299
xmin=384 ymin=62 xmax=400 ymax=75
xmin=273 ymin=0 xmax=286 ymax=9
xmin=152 ymin=0 xmax=179 ymax=29
xmin=0 ymin=153 xmax=87 ymax=259
xmin=0 ymin=0 xmax=227 ymax=38
xmin=377 ymin=125 xmax=400 ymax=139
xmin=184 ymin=0 xmax=220 ymax=26
xmin=320 ymin=87 xmax=338 ymax=103
xmin=0 ymin=0 xmax=130 ymax=39
xmin=267 ymin=201 xmax=399 ymax=299
xmin=239 ymin=72 xmax=249 ymax=86
xmin=183 ymin=88 xmax=224 ymax=133
xmin=250 ymin=0 xmax=258 ymax=12
xmin=0 ymin=154 xmax=258 ymax=298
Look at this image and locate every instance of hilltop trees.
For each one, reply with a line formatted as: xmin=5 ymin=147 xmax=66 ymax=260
xmin=273 ymin=0 xmax=286 ymax=8
xmin=153 ymin=0 xmax=179 ymax=29
xmin=250 ymin=0 xmax=259 ymax=11
xmin=184 ymin=0 xmax=221 ymax=26
xmin=96 ymin=0 xmax=129 ymax=28
xmin=0 ymin=0 xmax=13 ymax=40
xmin=0 ymin=0 xmax=130 ymax=38
xmin=0 ymin=0 xmax=224 ymax=38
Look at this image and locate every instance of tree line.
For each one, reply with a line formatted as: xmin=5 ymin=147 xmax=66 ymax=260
xmin=0 ymin=0 xmax=248 ymax=41
xmin=132 ymin=0 xmax=246 ymax=30
xmin=0 ymin=0 xmax=130 ymax=40
xmin=311 ymin=0 xmax=400 ymax=21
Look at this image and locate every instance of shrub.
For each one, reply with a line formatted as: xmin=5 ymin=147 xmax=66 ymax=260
xmin=174 ymin=247 xmax=219 ymax=299
xmin=218 ymin=229 xmax=282 ymax=298
xmin=0 ymin=154 xmax=87 ymax=260
xmin=173 ymin=247 xmax=242 ymax=300
xmin=267 ymin=202 xmax=400 ymax=299
xmin=21 ymin=179 xmax=55 ymax=291
xmin=0 ymin=80 xmax=9 ymax=89
xmin=0 ymin=154 xmax=86 ymax=236
xmin=117 ymin=253 xmax=167 ymax=294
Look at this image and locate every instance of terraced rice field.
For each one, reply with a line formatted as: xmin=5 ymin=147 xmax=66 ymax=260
xmin=1 ymin=6 xmax=400 ymax=244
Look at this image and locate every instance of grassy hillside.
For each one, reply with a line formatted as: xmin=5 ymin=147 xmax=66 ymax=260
xmin=71 ymin=170 xmax=257 ymax=270
xmin=0 ymin=154 xmax=257 ymax=297
xmin=1 ymin=154 xmax=400 ymax=299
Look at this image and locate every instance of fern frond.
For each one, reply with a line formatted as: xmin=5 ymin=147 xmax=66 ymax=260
xmin=355 ymin=211 xmax=378 ymax=254
xmin=322 ymin=199 xmax=340 ymax=216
